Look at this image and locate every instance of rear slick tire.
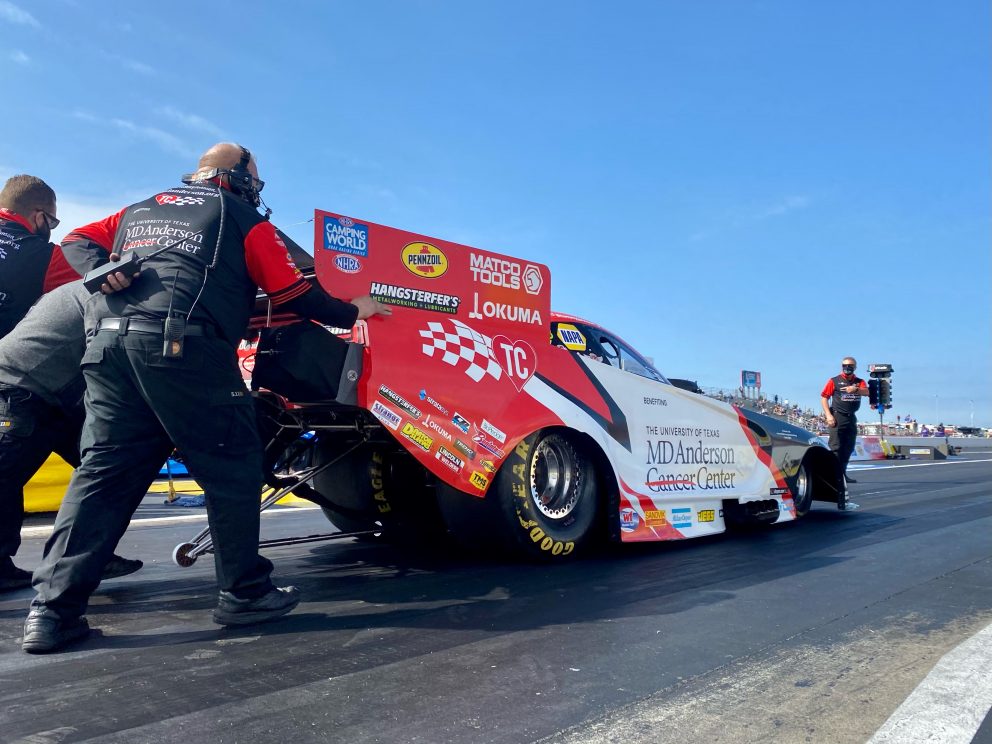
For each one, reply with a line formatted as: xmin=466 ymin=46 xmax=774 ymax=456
xmin=495 ymin=431 xmax=599 ymax=560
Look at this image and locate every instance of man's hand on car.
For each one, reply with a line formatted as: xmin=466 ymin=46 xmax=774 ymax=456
xmin=100 ymin=253 xmax=140 ymax=295
xmin=351 ymin=295 xmax=393 ymax=320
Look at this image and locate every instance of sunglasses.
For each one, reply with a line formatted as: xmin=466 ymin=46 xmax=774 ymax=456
xmin=37 ymin=209 xmax=60 ymax=230
xmin=842 ymin=364 xmax=855 ymax=371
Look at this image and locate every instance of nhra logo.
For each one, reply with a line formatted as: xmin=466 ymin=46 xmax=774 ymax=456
xmin=155 ymin=194 xmax=205 ymax=206
xmin=334 ymin=255 xmax=363 ymax=273
xmin=324 ymin=216 xmax=369 ymax=257
xmin=402 ymin=242 xmax=448 ymax=279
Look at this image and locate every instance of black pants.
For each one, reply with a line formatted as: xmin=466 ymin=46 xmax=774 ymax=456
xmin=828 ymin=416 xmax=858 ymax=473
xmin=0 ymin=386 xmax=83 ymax=561
xmin=31 ymin=331 xmax=272 ymax=621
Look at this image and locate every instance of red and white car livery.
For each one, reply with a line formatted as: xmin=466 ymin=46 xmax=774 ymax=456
xmin=253 ymin=211 xmax=845 ymax=560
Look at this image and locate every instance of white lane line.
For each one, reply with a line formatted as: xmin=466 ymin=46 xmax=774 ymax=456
xmin=849 ymin=458 xmax=992 ymax=472
xmin=21 ymin=505 xmax=322 ymax=539
xmin=868 ymin=622 xmax=992 ymax=743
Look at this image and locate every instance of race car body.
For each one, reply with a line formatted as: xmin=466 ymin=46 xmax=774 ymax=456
xmin=245 ymin=211 xmax=844 ymax=559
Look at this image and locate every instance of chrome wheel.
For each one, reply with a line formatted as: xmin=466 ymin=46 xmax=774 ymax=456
xmin=530 ymin=436 xmax=583 ymax=520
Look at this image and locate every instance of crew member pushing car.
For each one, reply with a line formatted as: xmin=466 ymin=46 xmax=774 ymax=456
xmin=0 ymin=281 xmax=143 ymax=591
xmin=24 ymin=143 xmax=391 ymax=653
xmin=820 ymin=356 xmax=868 ymax=484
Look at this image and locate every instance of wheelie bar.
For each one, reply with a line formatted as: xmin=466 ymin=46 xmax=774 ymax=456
xmin=171 ymin=441 xmax=365 ymax=567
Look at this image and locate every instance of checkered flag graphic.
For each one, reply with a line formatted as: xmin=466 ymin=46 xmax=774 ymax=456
xmin=172 ymin=196 xmax=205 ymax=206
xmin=419 ymin=319 xmax=503 ymax=383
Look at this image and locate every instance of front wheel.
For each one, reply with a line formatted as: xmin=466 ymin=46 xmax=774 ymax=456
xmin=792 ymin=461 xmax=814 ymax=517
xmin=496 ymin=431 xmax=600 ymax=560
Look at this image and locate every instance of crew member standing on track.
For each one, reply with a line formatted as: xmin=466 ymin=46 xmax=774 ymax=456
xmin=820 ymin=356 xmax=868 ymax=484
xmin=24 ymin=143 xmax=391 ymax=654
xmin=0 ymin=282 xmax=143 ymax=591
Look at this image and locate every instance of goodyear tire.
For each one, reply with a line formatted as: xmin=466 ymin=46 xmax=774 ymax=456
xmin=313 ymin=440 xmax=444 ymax=542
xmin=792 ymin=461 xmax=814 ymax=518
xmin=495 ymin=431 xmax=599 ymax=560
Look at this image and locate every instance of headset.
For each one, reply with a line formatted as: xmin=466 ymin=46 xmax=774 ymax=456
xmin=182 ymin=144 xmax=269 ymax=215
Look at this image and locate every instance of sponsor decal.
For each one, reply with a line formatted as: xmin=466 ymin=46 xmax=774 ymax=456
xmin=370 ymin=400 xmax=401 ymax=431
xmin=480 ymin=419 xmax=506 ymax=444
xmin=435 ymin=446 xmax=465 ymax=473
xmin=378 ymin=385 xmax=422 ymax=419
xmin=401 ymin=422 xmax=433 ymax=451
xmin=619 ymin=507 xmax=640 ymax=533
xmin=420 ymin=319 xmax=503 ymax=383
xmin=333 ymin=254 xmax=363 ymax=273
xmin=480 ymin=459 xmax=496 ymax=474
xmin=469 ymin=292 xmax=542 ymax=325
xmin=121 ymin=223 xmax=205 ymax=255
xmin=643 ymin=397 xmax=668 ymax=406
xmin=473 ymin=433 xmax=505 ymax=459
xmin=645 ymin=436 xmax=737 ymax=492
xmin=670 ymin=507 xmax=692 ymax=529
xmin=0 ymin=419 xmax=11 ymax=429
xmin=770 ymin=486 xmax=789 ymax=496
xmin=454 ymin=439 xmax=477 ymax=461
xmin=372 ymin=282 xmax=460 ymax=314
xmin=468 ymin=253 xmax=522 ymax=290
xmin=423 ymin=415 xmax=453 ymax=441
xmin=521 ymin=264 xmax=543 ymax=294
xmin=402 ymin=242 xmax=448 ymax=279
xmin=468 ymin=254 xmax=543 ymax=295
xmin=644 ymin=509 xmax=667 ymax=526
xmin=451 ymin=413 xmax=470 ymax=433
xmin=492 ymin=335 xmax=537 ymax=391
xmin=698 ymin=509 xmax=716 ymax=523
xmin=556 ymin=323 xmax=587 ymax=351
xmin=418 ymin=389 xmax=450 ymax=416
xmin=323 ymin=216 xmax=368 ymax=256
xmin=469 ymin=471 xmax=489 ymax=490
xmin=155 ymin=194 xmax=205 ymax=206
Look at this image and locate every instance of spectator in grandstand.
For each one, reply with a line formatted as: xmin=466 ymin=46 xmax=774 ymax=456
xmin=820 ymin=357 xmax=868 ymax=484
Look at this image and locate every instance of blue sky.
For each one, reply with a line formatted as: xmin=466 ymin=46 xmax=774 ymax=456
xmin=2 ymin=1 xmax=988 ymax=427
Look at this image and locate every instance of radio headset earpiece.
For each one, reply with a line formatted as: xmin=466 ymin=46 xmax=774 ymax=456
xmin=180 ymin=144 xmax=271 ymax=218
xmin=227 ymin=146 xmax=260 ymax=208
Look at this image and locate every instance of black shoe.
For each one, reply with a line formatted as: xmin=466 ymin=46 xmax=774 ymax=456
xmin=22 ymin=611 xmax=90 ymax=654
xmin=212 ymin=586 xmax=301 ymax=627
xmin=101 ymin=554 xmax=143 ymax=580
xmin=0 ymin=561 xmax=32 ymax=592
xmin=844 ymin=474 xmax=857 ymax=484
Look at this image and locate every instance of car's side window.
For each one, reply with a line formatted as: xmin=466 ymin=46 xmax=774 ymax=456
xmin=551 ymin=321 xmax=665 ymax=381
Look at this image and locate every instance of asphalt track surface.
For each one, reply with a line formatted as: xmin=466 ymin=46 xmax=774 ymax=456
xmin=1 ymin=454 xmax=990 ymax=744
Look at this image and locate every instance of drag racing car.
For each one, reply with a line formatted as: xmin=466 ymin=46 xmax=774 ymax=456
xmin=178 ymin=212 xmax=846 ymax=565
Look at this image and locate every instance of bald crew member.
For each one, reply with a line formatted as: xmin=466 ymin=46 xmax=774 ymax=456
xmin=25 ymin=143 xmax=390 ymax=653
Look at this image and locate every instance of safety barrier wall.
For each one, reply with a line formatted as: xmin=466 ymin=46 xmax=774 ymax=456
xmin=818 ymin=435 xmax=992 ymax=458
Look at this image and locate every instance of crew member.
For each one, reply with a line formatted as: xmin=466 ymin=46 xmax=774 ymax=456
xmin=820 ymin=357 xmax=868 ymax=484
xmin=0 ymin=281 xmax=143 ymax=591
xmin=0 ymin=175 xmax=78 ymax=337
xmin=24 ymin=143 xmax=391 ymax=653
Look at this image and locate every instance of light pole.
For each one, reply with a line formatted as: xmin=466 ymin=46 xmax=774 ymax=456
xmin=935 ymin=394 xmax=939 ymax=424
xmin=971 ymin=400 xmax=975 ymax=429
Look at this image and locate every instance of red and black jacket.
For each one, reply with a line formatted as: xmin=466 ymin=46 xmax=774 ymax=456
xmin=61 ymin=184 xmax=357 ymax=346
xmin=0 ymin=208 xmax=79 ymax=339
xmin=821 ymin=374 xmax=866 ymax=419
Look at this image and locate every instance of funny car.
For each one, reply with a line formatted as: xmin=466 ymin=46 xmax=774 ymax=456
xmin=223 ymin=211 xmax=846 ymax=563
